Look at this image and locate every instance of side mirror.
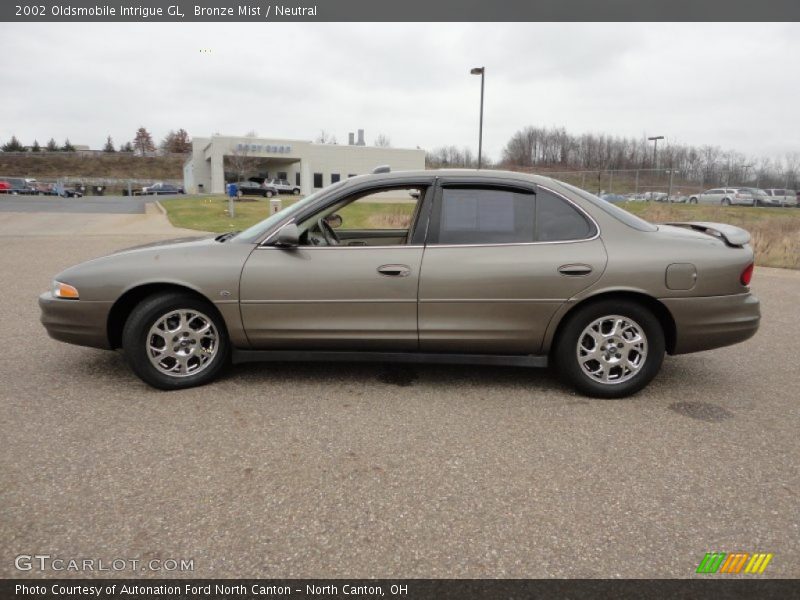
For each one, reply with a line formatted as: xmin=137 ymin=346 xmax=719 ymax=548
xmin=274 ymin=223 xmax=299 ymax=247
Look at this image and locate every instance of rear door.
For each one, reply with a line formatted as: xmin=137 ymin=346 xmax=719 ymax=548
xmin=418 ymin=180 xmax=607 ymax=354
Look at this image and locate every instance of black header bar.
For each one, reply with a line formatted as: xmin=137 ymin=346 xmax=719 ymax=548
xmin=3 ymin=0 xmax=800 ymax=22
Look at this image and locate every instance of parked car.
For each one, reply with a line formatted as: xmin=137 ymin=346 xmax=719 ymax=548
xmin=0 ymin=177 xmax=35 ymax=194
xmin=141 ymin=182 xmax=184 ymax=195
xmin=599 ymin=193 xmax=627 ymax=204
xmin=643 ymin=191 xmax=668 ymax=202
xmin=0 ymin=180 xmax=11 ymax=194
xmin=665 ymin=193 xmax=689 ymax=203
xmin=236 ymin=181 xmax=278 ymax=198
xmin=266 ymin=178 xmax=301 ymax=195
xmin=761 ymin=188 xmax=798 ymax=207
xmin=688 ymin=188 xmax=754 ymax=206
xmin=31 ymin=182 xmax=56 ymax=195
xmin=39 ymin=168 xmax=760 ymax=399
xmin=56 ymin=184 xmax=83 ymax=198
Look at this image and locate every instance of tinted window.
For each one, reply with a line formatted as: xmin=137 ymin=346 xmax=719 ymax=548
xmin=437 ymin=187 xmax=535 ymax=245
xmin=536 ymin=190 xmax=594 ymax=241
xmin=313 ymin=173 xmax=323 ymax=188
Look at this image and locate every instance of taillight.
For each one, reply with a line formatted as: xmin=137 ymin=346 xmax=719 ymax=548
xmin=740 ymin=263 xmax=754 ymax=286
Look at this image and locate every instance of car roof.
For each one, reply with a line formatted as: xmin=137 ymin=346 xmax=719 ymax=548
xmin=340 ymin=168 xmax=560 ymax=188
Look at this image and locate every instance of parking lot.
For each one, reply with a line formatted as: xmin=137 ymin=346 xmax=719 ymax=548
xmin=1 ymin=214 xmax=799 ymax=578
xmin=0 ymin=195 xmax=150 ymax=214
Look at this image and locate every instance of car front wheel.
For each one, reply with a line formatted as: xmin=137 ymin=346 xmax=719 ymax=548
xmin=553 ymin=300 xmax=665 ymax=398
xmin=122 ymin=292 xmax=229 ymax=390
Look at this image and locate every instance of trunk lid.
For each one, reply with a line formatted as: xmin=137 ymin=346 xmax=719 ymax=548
xmin=661 ymin=221 xmax=751 ymax=247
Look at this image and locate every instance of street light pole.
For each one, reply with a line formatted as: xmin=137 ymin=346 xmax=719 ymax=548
xmin=470 ymin=67 xmax=485 ymax=169
xmin=648 ymin=135 xmax=664 ymax=170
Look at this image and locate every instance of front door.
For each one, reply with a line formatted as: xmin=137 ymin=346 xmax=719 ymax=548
xmin=239 ymin=182 xmax=431 ymax=350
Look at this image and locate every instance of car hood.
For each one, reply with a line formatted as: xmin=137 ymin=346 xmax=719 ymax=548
xmin=109 ymin=234 xmax=215 ymax=255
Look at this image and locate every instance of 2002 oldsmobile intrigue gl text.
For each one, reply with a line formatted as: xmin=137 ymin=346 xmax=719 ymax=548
xmin=39 ymin=169 xmax=760 ymax=398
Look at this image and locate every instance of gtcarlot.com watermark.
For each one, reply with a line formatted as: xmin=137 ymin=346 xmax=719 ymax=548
xmin=15 ymin=554 xmax=194 ymax=573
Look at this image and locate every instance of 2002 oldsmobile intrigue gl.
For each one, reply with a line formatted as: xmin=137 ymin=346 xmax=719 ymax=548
xmin=40 ymin=169 xmax=760 ymax=398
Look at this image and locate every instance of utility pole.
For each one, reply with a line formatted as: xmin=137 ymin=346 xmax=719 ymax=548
xmin=470 ymin=67 xmax=485 ymax=169
xmin=648 ymin=135 xmax=664 ymax=169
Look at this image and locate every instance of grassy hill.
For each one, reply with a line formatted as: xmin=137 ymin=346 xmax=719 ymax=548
xmin=0 ymin=152 xmax=186 ymax=180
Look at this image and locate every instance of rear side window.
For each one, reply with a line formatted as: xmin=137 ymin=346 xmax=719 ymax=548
xmin=536 ymin=190 xmax=595 ymax=241
xmin=431 ymin=186 xmax=596 ymax=245
xmin=438 ymin=187 xmax=535 ymax=244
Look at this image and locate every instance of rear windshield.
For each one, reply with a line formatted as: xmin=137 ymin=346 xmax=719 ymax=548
xmin=558 ymin=182 xmax=658 ymax=232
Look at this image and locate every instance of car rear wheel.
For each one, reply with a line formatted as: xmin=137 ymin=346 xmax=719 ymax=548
xmin=721 ymin=198 xmax=731 ymax=206
xmin=266 ymin=190 xmax=274 ymax=198
xmin=292 ymin=188 xmax=300 ymax=195
xmin=689 ymin=198 xmax=698 ymax=204
xmin=553 ymin=300 xmax=665 ymax=398
xmin=122 ymin=292 xmax=229 ymax=390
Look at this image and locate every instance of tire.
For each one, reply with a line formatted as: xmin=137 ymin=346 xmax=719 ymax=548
xmin=689 ymin=198 xmax=698 ymax=204
xmin=553 ymin=300 xmax=665 ymax=399
xmin=292 ymin=188 xmax=300 ymax=195
xmin=236 ymin=190 xmax=243 ymax=199
xmin=122 ymin=292 xmax=229 ymax=390
xmin=266 ymin=190 xmax=274 ymax=198
xmin=721 ymin=198 xmax=731 ymax=206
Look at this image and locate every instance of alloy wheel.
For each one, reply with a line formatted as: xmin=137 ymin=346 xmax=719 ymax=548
xmin=576 ymin=315 xmax=648 ymax=385
xmin=146 ymin=309 xmax=219 ymax=377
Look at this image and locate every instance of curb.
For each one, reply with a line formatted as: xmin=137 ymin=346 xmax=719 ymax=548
xmin=152 ymin=200 xmax=167 ymax=215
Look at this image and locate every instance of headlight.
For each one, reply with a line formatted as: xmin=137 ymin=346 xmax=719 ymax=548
xmin=53 ymin=280 xmax=80 ymax=299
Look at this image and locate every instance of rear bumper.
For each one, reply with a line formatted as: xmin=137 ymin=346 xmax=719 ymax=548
xmin=662 ymin=292 xmax=760 ymax=355
xmin=39 ymin=292 xmax=112 ymax=350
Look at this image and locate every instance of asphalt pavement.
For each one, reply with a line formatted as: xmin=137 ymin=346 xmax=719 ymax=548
xmin=1 ymin=220 xmax=798 ymax=579
xmin=0 ymin=194 xmax=151 ymax=214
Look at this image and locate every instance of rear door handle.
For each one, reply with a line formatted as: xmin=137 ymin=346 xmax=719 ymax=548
xmin=377 ymin=264 xmax=411 ymax=277
xmin=558 ymin=264 xmax=593 ymax=276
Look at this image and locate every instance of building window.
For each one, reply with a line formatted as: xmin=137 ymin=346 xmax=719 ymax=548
xmin=278 ymin=171 xmax=287 ymax=180
xmin=331 ymin=173 xmax=341 ymax=184
xmin=295 ymin=173 xmax=300 ymax=186
xmin=313 ymin=173 xmax=323 ymax=188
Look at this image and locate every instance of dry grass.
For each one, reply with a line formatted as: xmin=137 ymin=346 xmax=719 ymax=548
xmin=366 ymin=213 xmax=413 ymax=228
xmin=623 ymin=203 xmax=800 ymax=269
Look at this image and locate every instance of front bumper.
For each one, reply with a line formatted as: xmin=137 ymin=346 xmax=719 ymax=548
xmin=661 ymin=292 xmax=760 ymax=355
xmin=39 ymin=292 xmax=113 ymax=350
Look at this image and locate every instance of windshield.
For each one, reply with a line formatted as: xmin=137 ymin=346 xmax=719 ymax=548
xmin=233 ymin=181 xmax=347 ymax=243
xmin=559 ymin=182 xmax=658 ymax=232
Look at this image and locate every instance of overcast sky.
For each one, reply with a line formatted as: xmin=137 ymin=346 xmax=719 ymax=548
xmin=1 ymin=22 xmax=798 ymax=161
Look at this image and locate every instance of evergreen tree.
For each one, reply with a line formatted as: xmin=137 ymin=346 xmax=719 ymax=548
xmin=1 ymin=136 xmax=25 ymax=152
xmin=103 ymin=135 xmax=116 ymax=152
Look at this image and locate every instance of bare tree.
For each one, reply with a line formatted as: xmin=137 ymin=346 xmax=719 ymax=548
xmin=226 ymin=143 xmax=258 ymax=187
xmin=374 ymin=134 xmax=391 ymax=147
xmin=315 ymin=130 xmax=337 ymax=144
xmin=132 ymin=127 xmax=156 ymax=155
xmin=160 ymin=128 xmax=191 ymax=153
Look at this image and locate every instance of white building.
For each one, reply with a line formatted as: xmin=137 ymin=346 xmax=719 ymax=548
xmin=183 ymin=130 xmax=426 ymax=194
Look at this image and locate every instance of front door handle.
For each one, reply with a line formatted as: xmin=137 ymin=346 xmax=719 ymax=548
xmin=558 ymin=264 xmax=593 ymax=276
xmin=377 ymin=264 xmax=411 ymax=277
